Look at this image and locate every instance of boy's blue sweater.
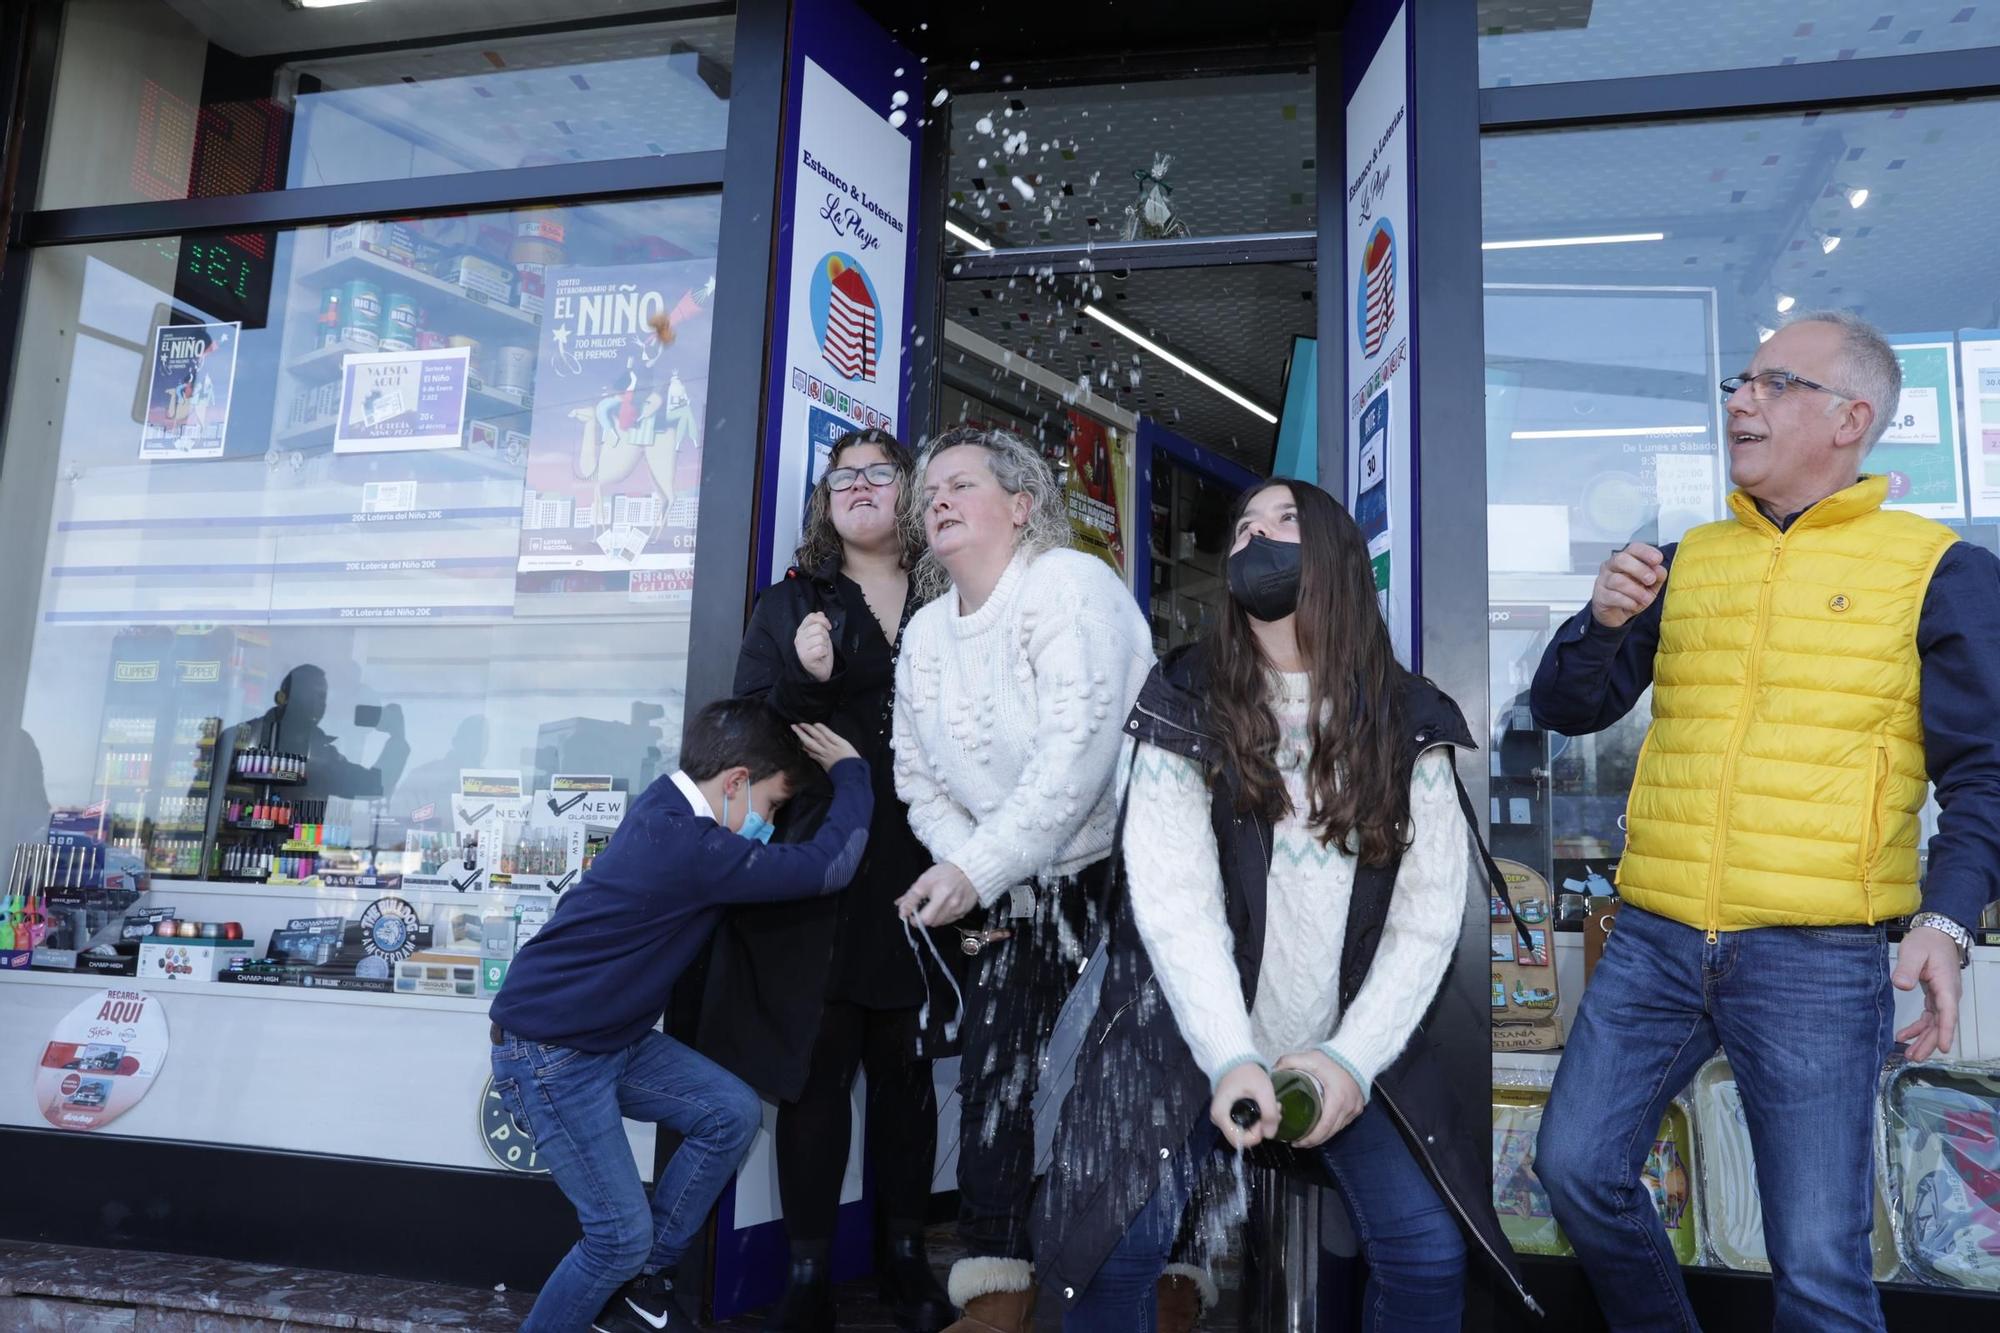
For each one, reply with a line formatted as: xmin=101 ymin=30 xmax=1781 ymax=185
xmin=490 ymin=758 xmax=873 ymax=1052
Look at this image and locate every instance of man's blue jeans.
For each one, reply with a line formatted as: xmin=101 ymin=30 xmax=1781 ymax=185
xmin=491 ymin=1028 xmax=762 ymax=1333
xmin=1538 ymin=905 xmax=1893 ymax=1332
xmin=1063 ymin=1101 xmax=1465 ymax=1332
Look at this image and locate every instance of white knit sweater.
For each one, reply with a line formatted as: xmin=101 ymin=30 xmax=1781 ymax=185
xmin=892 ymin=548 xmax=1156 ymax=907
xmin=1122 ymin=671 xmax=1467 ymax=1099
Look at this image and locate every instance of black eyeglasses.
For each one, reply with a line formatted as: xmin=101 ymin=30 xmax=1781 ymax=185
xmin=1719 ymin=371 xmax=1851 ymax=404
xmin=826 ymin=463 xmax=899 ymax=491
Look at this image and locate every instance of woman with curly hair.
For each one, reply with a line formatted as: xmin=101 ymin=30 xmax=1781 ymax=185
xmin=700 ymin=428 xmax=957 ymax=1332
xmin=892 ymin=426 xmax=1155 ymax=1333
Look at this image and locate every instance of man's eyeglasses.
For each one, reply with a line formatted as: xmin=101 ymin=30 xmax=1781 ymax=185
xmin=826 ymin=463 xmax=900 ymax=492
xmin=1719 ymin=371 xmax=1852 ymax=404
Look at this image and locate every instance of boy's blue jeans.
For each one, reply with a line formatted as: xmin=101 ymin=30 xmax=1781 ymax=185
xmin=491 ymin=1027 xmax=762 ymax=1333
xmin=1537 ymin=905 xmax=1893 ymax=1333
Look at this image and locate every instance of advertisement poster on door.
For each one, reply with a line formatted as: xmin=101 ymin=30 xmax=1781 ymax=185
xmin=1064 ymin=411 xmax=1126 ymax=578
xmin=35 ymin=988 xmax=169 ymax=1132
xmin=757 ymin=0 xmax=920 ymax=591
xmin=1957 ymin=330 xmax=2000 ymax=520
xmin=1345 ymin=2 xmax=1415 ymax=662
xmin=1867 ymin=336 xmax=1964 ymax=520
xmin=140 ymin=321 xmax=239 ymax=461
xmin=514 ymin=261 xmax=715 ymax=607
xmin=332 ymin=346 xmax=471 ymax=454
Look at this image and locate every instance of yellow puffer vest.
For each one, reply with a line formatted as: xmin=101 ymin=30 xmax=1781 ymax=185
xmin=1617 ymin=476 xmax=1956 ymax=933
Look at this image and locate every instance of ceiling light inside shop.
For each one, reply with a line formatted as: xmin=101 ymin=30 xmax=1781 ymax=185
xmin=945 ymin=220 xmax=993 ymax=252
xmin=1776 ymin=293 xmax=1796 ymax=313
xmin=1820 ymin=233 xmax=1842 ymax=254
xmin=1845 ymin=186 xmax=1869 ymax=209
xmin=1083 ymin=306 xmax=1277 ymax=424
xmin=1758 ymin=327 xmax=1776 ymax=343
xmin=1510 ymin=425 xmax=1709 ymax=440
xmin=1481 ymin=231 xmax=1665 ymax=251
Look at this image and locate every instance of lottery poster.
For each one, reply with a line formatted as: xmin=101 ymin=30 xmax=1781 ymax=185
xmin=515 ymin=261 xmax=715 ymax=607
xmin=140 ymin=322 xmax=239 ymax=460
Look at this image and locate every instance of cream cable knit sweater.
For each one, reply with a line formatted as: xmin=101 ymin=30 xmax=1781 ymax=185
xmin=892 ymin=548 xmax=1156 ymax=907
xmin=1122 ymin=671 xmax=1467 ymax=1099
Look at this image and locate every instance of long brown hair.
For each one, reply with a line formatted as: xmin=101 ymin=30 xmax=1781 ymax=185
xmin=1208 ymin=478 xmax=1410 ymax=865
xmin=792 ymin=429 xmax=924 ymax=573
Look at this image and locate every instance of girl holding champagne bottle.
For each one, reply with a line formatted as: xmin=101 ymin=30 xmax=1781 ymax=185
xmin=1035 ymin=480 xmax=1535 ymax=1330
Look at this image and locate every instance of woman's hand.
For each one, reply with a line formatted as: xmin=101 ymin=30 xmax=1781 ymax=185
xmin=793 ymin=723 xmax=859 ymax=772
xmin=794 ymin=611 xmax=835 ymax=683
xmin=1211 ymin=1063 xmax=1279 ymax=1149
xmin=895 ymin=862 xmax=979 ymax=927
xmin=1274 ymin=1050 xmax=1364 ymax=1149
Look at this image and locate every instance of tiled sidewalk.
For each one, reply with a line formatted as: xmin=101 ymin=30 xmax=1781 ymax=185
xmin=0 ymin=1232 xmax=1227 ymax=1331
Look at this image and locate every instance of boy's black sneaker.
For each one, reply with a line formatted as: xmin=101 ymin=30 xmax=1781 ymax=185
xmin=591 ymin=1272 xmax=699 ymax=1333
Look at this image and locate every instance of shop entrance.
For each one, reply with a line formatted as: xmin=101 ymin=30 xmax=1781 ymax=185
xmin=927 ymin=58 xmax=1323 ymax=652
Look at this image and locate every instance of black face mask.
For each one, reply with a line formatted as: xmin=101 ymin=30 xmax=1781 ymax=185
xmin=1226 ymin=534 xmax=1303 ymax=623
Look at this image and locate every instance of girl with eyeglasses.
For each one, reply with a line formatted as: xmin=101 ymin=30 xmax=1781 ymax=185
xmin=699 ymin=428 xmax=958 ymax=1332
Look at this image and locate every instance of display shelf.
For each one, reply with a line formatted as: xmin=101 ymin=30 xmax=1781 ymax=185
xmin=0 ymin=964 xmax=493 ymax=1014
xmin=230 ymin=770 xmax=305 ymax=785
xmin=272 ymin=417 xmax=531 ymax=477
xmin=296 ymin=250 xmax=539 ymax=337
xmin=137 ymin=874 xmax=551 ymax=902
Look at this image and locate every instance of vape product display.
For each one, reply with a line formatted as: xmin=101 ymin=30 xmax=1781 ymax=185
xmin=233 ymin=748 xmax=306 ymax=782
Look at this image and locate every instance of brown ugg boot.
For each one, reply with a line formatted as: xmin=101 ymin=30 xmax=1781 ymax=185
xmin=944 ymin=1258 xmax=1035 ymax=1333
xmin=1155 ymin=1263 xmax=1217 ymax=1333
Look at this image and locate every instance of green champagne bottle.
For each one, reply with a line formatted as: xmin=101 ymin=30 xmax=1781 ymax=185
xmin=1228 ymin=1068 xmax=1324 ymax=1143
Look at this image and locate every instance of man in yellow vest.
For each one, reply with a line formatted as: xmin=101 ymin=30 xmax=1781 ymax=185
xmin=1530 ymin=310 xmax=1997 ymax=1331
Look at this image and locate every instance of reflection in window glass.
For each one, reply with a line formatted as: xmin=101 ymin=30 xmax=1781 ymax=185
xmin=0 ymin=196 xmax=719 ymax=1162
xmin=38 ymin=0 xmax=732 ymax=209
xmin=944 ymin=71 xmax=1314 ymax=251
xmin=1480 ymin=96 xmax=2000 ymax=885
xmin=1480 ymin=0 xmax=2000 ymax=87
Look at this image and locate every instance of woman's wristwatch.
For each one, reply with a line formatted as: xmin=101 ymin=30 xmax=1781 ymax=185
xmin=1906 ymin=912 xmax=1973 ymax=969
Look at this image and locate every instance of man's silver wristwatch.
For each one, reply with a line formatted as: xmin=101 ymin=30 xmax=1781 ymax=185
xmin=1906 ymin=912 xmax=1973 ymax=969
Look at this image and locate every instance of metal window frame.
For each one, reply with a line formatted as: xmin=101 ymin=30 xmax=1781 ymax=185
xmin=1480 ymin=45 xmax=2000 ymax=132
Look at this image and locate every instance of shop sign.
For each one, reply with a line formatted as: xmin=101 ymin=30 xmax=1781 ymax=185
xmin=757 ymin=0 xmax=922 ymax=588
xmin=35 ymin=988 xmax=169 ymax=1132
xmin=1344 ymin=1 xmax=1416 ymax=663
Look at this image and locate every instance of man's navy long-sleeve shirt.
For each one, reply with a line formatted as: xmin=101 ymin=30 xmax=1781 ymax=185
xmin=490 ymin=758 xmax=873 ymax=1051
xmin=1531 ymin=532 xmax=2000 ymax=934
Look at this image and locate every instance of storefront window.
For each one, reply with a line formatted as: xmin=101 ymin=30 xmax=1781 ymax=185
xmin=39 ymin=0 xmax=733 ymax=209
xmin=0 ymin=193 xmax=719 ymax=1167
xmin=943 ymin=71 xmax=1315 ymax=251
xmin=1480 ymin=0 xmax=2000 ymax=88
xmin=1480 ymin=94 xmax=2000 ymax=886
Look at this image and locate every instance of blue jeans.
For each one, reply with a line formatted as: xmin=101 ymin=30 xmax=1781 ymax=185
xmin=1064 ymin=1101 xmax=1465 ymax=1332
xmin=490 ymin=1028 xmax=762 ymax=1333
xmin=1537 ymin=905 xmax=1892 ymax=1333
